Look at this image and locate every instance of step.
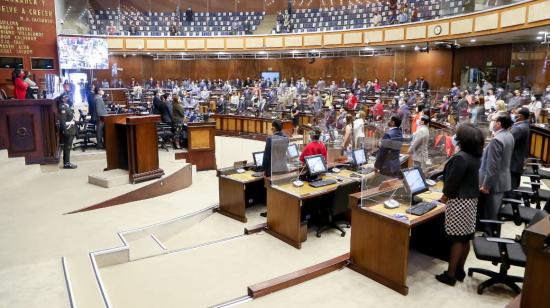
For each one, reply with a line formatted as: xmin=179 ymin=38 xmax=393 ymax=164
xmin=129 ymin=235 xmax=166 ymax=261
xmin=65 ymin=254 xmax=107 ymax=308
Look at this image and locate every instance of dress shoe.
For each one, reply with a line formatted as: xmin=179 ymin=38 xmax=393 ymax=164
xmin=63 ymin=163 xmax=78 ymax=169
xmin=435 ymin=271 xmax=456 ymax=286
xmin=456 ymin=269 xmax=466 ymax=282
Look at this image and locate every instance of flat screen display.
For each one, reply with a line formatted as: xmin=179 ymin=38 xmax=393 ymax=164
xmin=0 ymin=57 xmax=23 ymax=69
xmin=253 ymin=152 xmax=264 ymax=167
xmin=353 ymin=148 xmax=367 ymax=166
xmin=305 ymin=155 xmax=326 ymax=175
xmin=31 ymin=58 xmax=54 ymax=70
xmin=58 ymin=36 xmax=109 ymax=69
xmin=403 ymin=167 xmax=429 ymax=195
xmin=261 ymin=71 xmax=280 ymax=82
xmin=287 ymin=144 xmax=299 ymax=159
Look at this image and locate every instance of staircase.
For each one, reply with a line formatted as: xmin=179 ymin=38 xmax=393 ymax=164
xmin=253 ymin=14 xmax=277 ymax=35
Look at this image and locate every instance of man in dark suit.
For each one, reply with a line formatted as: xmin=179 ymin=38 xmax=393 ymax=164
xmin=158 ymin=93 xmax=173 ymax=124
xmin=509 ymin=107 xmax=530 ymax=190
xmin=185 ymin=7 xmax=194 ymax=22
xmin=479 ymin=113 xmax=514 ymax=233
xmin=94 ymin=89 xmax=108 ymax=149
xmin=152 ymin=91 xmax=162 ymax=115
xmin=417 ymin=76 xmax=429 ymax=92
xmin=374 ymin=115 xmax=404 ymax=178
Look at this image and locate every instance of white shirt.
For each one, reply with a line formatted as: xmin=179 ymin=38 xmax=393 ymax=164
xmin=528 ymin=100 xmax=542 ymax=113
xmin=353 ymin=118 xmax=365 ymax=139
xmin=484 ymin=94 xmax=496 ymax=111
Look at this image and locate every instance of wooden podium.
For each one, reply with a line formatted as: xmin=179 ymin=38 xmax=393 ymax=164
xmin=102 ymin=114 xmax=164 ymax=183
xmin=0 ymin=99 xmax=59 ymax=164
xmin=175 ymin=121 xmax=217 ymax=171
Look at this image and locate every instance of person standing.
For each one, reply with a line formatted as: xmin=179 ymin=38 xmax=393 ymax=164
xmin=479 ymin=113 xmax=514 ymax=234
xmin=14 ymin=70 xmax=28 ymax=99
xmin=94 ymin=89 xmax=107 ymax=149
xmin=527 ymin=96 xmax=542 ymax=123
xmin=299 ymin=127 xmax=327 ymax=163
xmin=374 ymin=115 xmax=404 ymax=178
xmin=509 ymin=107 xmax=530 ymax=190
xmin=262 ymin=120 xmax=289 ymax=177
xmin=58 ymin=94 xmax=77 ymax=169
xmin=436 ymin=124 xmax=484 ymax=286
xmin=409 ymin=115 xmax=430 ymax=170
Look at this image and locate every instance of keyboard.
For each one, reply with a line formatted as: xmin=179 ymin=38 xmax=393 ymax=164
xmin=251 ymin=172 xmax=264 ymax=177
xmin=406 ymin=202 xmax=437 ymax=216
xmin=309 ymin=179 xmax=338 ymax=188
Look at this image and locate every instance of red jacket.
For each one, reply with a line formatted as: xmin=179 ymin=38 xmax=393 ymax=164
xmin=299 ymin=141 xmax=327 ymax=163
xmin=14 ymin=77 xmax=28 ymax=99
xmin=346 ymin=95 xmax=358 ymax=110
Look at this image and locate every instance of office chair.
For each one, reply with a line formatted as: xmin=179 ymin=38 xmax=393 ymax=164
xmin=72 ymin=110 xmax=97 ymax=151
xmin=468 ymin=210 xmax=548 ymax=295
xmin=157 ymin=123 xmax=173 ymax=151
xmin=316 ymin=182 xmax=357 ymax=238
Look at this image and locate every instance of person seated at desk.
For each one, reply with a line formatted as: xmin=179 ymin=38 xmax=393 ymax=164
xmin=437 ymin=123 xmax=484 ymax=286
xmin=299 ymin=128 xmax=327 ymax=164
xmin=374 ymin=115 xmax=404 ymax=178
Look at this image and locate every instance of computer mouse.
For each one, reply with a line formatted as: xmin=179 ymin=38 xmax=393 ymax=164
xmin=384 ymin=199 xmax=400 ymax=209
xmin=292 ymin=180 xmax=304 ymax=187
xmin=331 ymin=167 xmax=340 ymax=173
xmin=236 ymin=168 xmax=246 ymax=174
xmin=426 ymin=179 xmax=436 ymax=186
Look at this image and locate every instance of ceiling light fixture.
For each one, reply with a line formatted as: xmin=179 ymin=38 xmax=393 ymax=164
xmin=470 ymin=39 xmax=476 ymax=43
xmin=536 ymin=36 xmax=543 ymax=40
xmin=400 ymin=45 xmax=405 ymax=48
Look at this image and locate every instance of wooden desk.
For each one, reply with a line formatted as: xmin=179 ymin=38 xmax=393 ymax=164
xmin=348 ymin=187 xmax=447 ymax=295
xmin=211 ymin=114 xmax=293 ymax=137
xmin=176 ymin=121 xmax=217 ymax=171
xmin=529 ymin=125 xmax=550 ymax=165
xmin=102 ymin=114 xmax=164 ymax=183
xmin=520 ymin=214 xmax=550 ymax=308
xmin=217 ymin=168 xmax=266 ymax=222
xmin=102 ymin=88 xmax=128 ymax=106
xmin=266 ymin=169 xmax=361 ymax=249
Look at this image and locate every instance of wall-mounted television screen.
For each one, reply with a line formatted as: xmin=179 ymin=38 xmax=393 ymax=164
xmin=58 ymin=36 xmax=109 ymax=69
xmin=31 ymin=58 xmax=55 ymax=70
xmin=0 ymin=57 xmax=23 ymax=69
xmin=261 ymin=71 xmax=280 ymax=82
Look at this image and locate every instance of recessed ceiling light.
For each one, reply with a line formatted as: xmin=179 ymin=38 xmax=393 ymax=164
xmin=310 ymin=49 xmax=319 ymax=53
xmin=400 ymin=45 xmax=405 ymax=48
xmin=258 ymin=51 xmax=267 ymax=54
xmin=291 ymin=50 xmax=299 ymax=53
xmin=536 ymin=36 xmax=543 ymax=40
xmin=538 ymin=31 xmax=548 ymax=35
xmin=470 ymin=39 xmax=476 ymax=43
xmin=364 ymin=47 xmax=373 ymax=51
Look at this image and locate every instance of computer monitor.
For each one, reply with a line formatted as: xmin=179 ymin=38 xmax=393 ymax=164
xmin=252 ymin=151 xmax=264 ymax=168
xmin=402 ymin=167 xmax=429 ymax=196
xmin=304 ymin=154 xmax=327 ymax=181
xmin=287 ymin=144 xmax=299 ymax=159
xmin=352 ymin=148 xmax=367 ymax=168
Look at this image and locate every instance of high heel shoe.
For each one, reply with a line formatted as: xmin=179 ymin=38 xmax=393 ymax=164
xmin=435 ymin=271 xmax=456 ymax=286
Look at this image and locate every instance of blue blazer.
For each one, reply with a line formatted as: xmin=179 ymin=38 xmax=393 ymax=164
xmin=374 ymin=127 xmax=404 ymax=177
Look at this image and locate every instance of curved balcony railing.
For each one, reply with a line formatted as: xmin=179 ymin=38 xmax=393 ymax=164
xmin=72 ymin=0 xmax=550 ymax=52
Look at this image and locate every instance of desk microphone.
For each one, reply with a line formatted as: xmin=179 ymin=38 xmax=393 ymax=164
xmin=292 ymin=164 xmax=307 ymax=187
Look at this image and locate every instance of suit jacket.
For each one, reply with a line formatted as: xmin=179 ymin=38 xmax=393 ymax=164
xmin=443 ymin=151 xmax=481 ymax=199
xmin=510 ymin=120 xmax=530 ymax=173
xmin=374 ymin=127 xmax=403 ymax=177
xmin=479 ymin=129 xmax=515 ymax=193
xmin=262 ymin=131 xmax=289 ymax=176
xmin=94 ymin=95 xmax=108 ymax=121
xmin=410 ymin=125 xmax=429 ymax=163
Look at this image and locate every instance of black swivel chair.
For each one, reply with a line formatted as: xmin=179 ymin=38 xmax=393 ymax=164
xmin=316 ymin=182 xmax=357 ymax=238
xmin=468 ymin=210 xmax=548 ymax=295
xmin=157 ymin=123 xmax=174 ymax=152
xmin=72 ymin=110 xmax=97 ymax=151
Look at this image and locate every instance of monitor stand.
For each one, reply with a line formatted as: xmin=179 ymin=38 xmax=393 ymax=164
xmin=301 ymin=173 xmax=321 ymax=182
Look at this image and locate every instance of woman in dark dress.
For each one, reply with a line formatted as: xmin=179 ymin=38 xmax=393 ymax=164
xmin=436 ymin=123 xmax=484 ymax=286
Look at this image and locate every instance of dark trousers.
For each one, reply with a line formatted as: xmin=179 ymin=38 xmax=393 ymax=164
xmin=62 ymin=133 xmax=75 ymax=165
xmin=96 ymin=122 xmax=105 ymax=148
xmin=511 ymin=172 xmax=521 ymax=190
xmin=479 ymin=191 xmax=504 ymax=235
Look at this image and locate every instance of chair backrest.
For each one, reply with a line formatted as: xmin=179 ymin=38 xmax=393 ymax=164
xmin=331 ymin=182 xmax=359 ymax=215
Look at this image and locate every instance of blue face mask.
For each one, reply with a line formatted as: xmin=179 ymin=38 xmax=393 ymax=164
xmin=511 ymin=114 xmax=517 ymax=122
xmin=451 ymin=135 xmax=458 ymax=147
